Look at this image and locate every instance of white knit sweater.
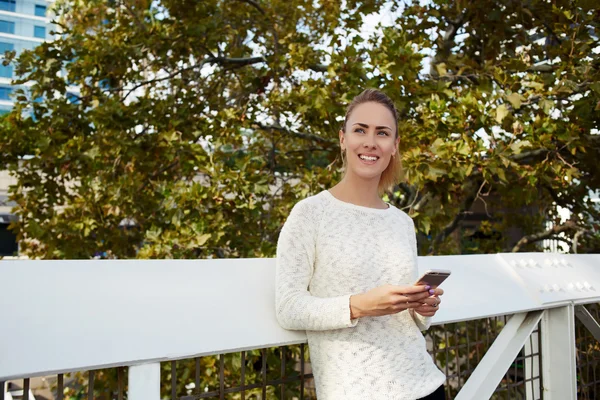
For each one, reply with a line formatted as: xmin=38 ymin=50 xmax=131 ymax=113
xmin=275 ymin=190 xmax=446 ymax=400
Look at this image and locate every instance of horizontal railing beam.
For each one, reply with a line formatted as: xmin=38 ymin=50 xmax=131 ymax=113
xmin=1 ymin=253 xmax=599 ymax=380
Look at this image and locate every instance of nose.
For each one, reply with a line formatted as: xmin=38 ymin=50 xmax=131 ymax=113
xmin=363 ymin=138 xmax=377 ymax=149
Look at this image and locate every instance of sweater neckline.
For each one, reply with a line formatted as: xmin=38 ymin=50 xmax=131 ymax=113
xmin=322 ymin=190 xmax=393 ymax=213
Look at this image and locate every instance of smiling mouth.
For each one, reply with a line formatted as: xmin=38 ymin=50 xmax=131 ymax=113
xmin=358 ymin=154 xmax=379 ymax=162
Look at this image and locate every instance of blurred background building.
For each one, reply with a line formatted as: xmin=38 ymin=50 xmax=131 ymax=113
xmin=0 ymin=0 xmax=53 ymax=256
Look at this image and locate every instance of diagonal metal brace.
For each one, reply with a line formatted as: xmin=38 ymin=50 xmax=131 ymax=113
xmin=455 ymin=310 xmax=545 ymax=400
xmin=575 ymin=305 xmax=600 ymax=342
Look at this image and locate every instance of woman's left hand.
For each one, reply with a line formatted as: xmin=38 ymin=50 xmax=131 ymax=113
xmin=412 ymin=287 xmax=444 ymax=317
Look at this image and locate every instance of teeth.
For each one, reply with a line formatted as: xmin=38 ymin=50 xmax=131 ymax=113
xmin=359 ymin=155 xmax=378 ymax=161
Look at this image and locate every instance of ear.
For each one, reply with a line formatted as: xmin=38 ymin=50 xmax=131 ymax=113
xmin=339 ymin=129 xmax=345 ymax=150
xmin=393 ymin=136 xmax=400 ymax=155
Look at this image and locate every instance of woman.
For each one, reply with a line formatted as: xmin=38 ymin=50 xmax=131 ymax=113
xmin=275 ymin=89 xmax=446 ymax=400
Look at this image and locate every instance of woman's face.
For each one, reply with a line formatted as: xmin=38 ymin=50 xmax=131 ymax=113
xmin=339 ymin=101 xmax=399 ymax=181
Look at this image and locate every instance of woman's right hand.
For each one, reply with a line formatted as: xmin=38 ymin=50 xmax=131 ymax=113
xmin=350 ymin=284 xmax=431 ymax=319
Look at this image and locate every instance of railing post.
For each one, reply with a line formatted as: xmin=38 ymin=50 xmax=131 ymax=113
xmin=541 ymin=304 xmax=577 ymax=399
xmin=128 ymin=363 xmax=160 ymax=400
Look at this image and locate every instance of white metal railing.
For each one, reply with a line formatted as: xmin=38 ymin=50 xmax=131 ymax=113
xmin=1 ymin=253 xmax=599 ymax=399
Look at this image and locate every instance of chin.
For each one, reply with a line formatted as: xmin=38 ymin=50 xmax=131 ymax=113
xmin=348 ymin=166 xmax=383 ymax=180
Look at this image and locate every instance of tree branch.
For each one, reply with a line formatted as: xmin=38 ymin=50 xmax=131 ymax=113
xmin=99 ymin=55 xmax=329 ymax=102
xmin=206 ymin=56 xmax=267 ymax=68
xmin=510 ymin=219 xmax=585 ymax=252
xmin=396 ymin=182 xmax=416 ymax=209
xmin=522 ymin=3 xmax=563 ymax=46
xmin=510 ymin=148 xmax=549 ymax=163
xmin=234 ymin=0 xmax=265 ymax=15
xmin=308 ymin=63 xmax=328 ymax=72
xmin=96 ymin=56 xmax=268 ymax=101
xmin=412 ymin=192 xmax=433 ymax=213
xmin=573 ymin=229 xmax=587 ymax=254
xmin=252 ymin=122 xmax=336 ymax=144
xmin=542 ymin=183 xmax=574 ymax=211
xmin=429 ymin=8 xmax=471 ymax=75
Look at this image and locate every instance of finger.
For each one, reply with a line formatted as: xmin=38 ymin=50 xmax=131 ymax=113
xmin=422 ymin=297 xmax=442 ymax=306
xmin=419 ymin=312 xmax=436 ymax=317
xmin=413 ymin=308 xmax=436 ymax=317
xmin=434 ymin=288 xmax=444 ymax=296
xmin=403 ymin=292 xmax=432 ymax=302
xmin=392 ymin=302 xmax=423 ymax=312
xmin=394 ymin=285 xmax=429 ymax=294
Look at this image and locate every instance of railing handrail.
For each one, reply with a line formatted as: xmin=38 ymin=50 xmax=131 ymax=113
xmin=1 ymin=253 xmax=599 ymax=381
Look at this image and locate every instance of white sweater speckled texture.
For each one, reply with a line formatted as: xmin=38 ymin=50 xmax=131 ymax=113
xmin=275 ymin=190 xmax=445 ymax=400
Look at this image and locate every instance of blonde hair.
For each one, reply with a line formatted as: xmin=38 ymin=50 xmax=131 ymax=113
xmin=340 ymin=89 xmax=404 ymax=194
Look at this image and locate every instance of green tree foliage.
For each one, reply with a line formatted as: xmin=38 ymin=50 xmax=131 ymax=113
xmin=0 ymin=0 xmax=599 ymax=258
xmin=1 ymin=1 xmax=599 ymax=398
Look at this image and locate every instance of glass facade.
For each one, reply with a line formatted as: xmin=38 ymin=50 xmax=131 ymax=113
xmin=0 ymin=87 xmax=12 ymax=100
xmin=34 ymin=25 xmax=45 ymax=39
xmin=0 ymin=0 xmax=16 ymax=12
xmin=0 ymin=42 xmax=14 ymax=53
xmin=35 ymin=4 xmax=46 ymax=17
xmin=0 ymin=20 xmax=15 ymax=34
xmin=0 ymin=65 xmax=12 ymax=78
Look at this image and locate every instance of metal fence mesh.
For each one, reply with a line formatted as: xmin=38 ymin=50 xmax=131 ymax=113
xmin=156 ymin=314 xmax=543 ymax=400
xmin=427 ymin=315 xmax=542 ymax=400
xmin=576 ymin=303 xmax=600 ymax=400
xmin=160 ymin=345 xmax=315 ymax=400
xmin=1 ymin=368 xmax=126 ymax=400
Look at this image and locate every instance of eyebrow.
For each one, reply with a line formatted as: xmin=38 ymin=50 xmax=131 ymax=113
xmin=352 ymin=122 xmax=392 ymax=131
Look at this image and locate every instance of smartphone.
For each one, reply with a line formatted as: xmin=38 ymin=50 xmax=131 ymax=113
xmin=415 ymin=269 xmax=451 ymax=288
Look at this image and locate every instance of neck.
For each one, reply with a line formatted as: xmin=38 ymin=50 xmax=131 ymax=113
xmin=331 ymin=172 xmax=385 ymax=208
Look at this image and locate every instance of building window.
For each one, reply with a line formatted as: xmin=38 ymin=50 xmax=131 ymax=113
xmin=0 ymin=42 xmax=13 ymax=53
xmin=0 ymin=21 xmax=15 ymax=34
xmin=34 ymin=26 xmax=45 ymax=39
xmin=35 ymin=5 xmax=46 ymax=17
xmin=0 ymin=87 xmax=12 ymax=100
xmin=0 ymin=65 xmax=12 ymax=78
xmin=0 ymin=0 xmax=16 ymax=12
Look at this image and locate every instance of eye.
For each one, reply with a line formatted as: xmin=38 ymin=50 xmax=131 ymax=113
xmin=355 ymin=128 xmax=365 ymax=133
xmin=378 ymin=131 xmax=389 ymax=136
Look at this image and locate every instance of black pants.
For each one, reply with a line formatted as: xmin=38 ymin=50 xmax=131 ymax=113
xmin=417 ymin=385 xmax=446 ymax=400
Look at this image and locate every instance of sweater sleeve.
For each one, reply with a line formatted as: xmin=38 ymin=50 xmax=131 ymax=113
xmin=406 ymin=214 xmax=433 ymax=331
xmin=275 ymin=198 xmax=358 ymax=331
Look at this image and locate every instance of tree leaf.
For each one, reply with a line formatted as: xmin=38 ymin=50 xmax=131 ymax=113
xmin=506 ymin=93 xmax=523 ymax=109
xmin=436 ymin=63 xmax=447 ymax=76
xmin=197 ymin=233 xmax=211 ymax=247
xmin=495 ymin=104 xmax=509 ymax=123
